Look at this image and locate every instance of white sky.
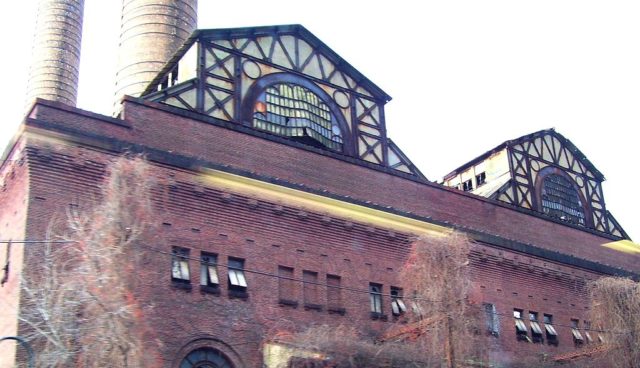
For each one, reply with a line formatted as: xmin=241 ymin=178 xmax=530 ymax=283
xmin=0 ymin=1 xmax=637 ymax=240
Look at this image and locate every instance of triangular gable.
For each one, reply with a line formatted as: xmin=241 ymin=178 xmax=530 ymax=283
xmin=143 ymin=25 xmax=390 ymax=102
xmin=506 ymin=129 xmax=604 ymax=182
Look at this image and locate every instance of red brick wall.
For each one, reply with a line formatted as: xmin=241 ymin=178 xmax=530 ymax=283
xmin=14 ymin=138 xmax=606 ymax=367
xmin=27 ymin=100 xmax=638 ymax=272
xmin=0 ymin=140 xmax=30 ymax=367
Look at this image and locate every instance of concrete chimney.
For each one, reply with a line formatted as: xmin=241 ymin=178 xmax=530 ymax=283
xmin=26 ymin=0 xmax=85 ymax=107
xmin=114 ymin=0 xmax=197 ymax=111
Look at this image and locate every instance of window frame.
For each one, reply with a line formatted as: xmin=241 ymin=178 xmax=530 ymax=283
xmin=227 ymin=257 xmax=248 ymax=296
xmin=171 ymin=247 xmax=191 ymax=284
xmin=483 ymin=303 xmax=500 ymax=336
xmin=514 ymin=309 xmax=531 ymax=342
xmin=543 ymin=313 xmax=559 ymax=345
xmin=390 ymin=286 xmax=407 ymax=316
xmin=369 ymin=283 xmax=384 ymax=317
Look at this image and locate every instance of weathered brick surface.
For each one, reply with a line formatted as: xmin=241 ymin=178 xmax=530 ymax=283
xmin=6 ymin=99 xmax=634 ymax=366
xmin=0 ymin=140 xmax=30 ymax=367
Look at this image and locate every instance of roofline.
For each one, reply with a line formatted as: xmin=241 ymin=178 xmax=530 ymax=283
xmin=443 ymin=128 xmax=605 ymax=181
xmin=142 ymin=24 xmax=392 ymax=102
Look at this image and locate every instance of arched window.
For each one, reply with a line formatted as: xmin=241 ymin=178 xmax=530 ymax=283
xmin=252 ymin=83 xmax=343 ymax=151
xmin=540 ymin=174 xmax=586 ymax=226
xmin=179 ymin=347 xmax=234 ymax=368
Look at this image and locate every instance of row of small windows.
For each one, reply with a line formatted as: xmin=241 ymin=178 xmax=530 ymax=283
xmin=171 ymin=247 xmax=248 ymax=297
xmin=459 ymin=172 xmax=486 ymax=192
xmin=172 ymin=247 xmax=408 ymax=318
xmin=483 ymin=303 xmax=599 ymax=346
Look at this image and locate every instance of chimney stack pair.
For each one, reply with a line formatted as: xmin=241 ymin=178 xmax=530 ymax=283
xmin=26 ymin=0 xmax=197 ymax=113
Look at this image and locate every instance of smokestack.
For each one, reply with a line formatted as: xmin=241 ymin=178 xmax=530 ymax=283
xmin=26 ymin=0 xmax=85 ymax=107
xmin=114 ymin=0 xmax=197 ymax=112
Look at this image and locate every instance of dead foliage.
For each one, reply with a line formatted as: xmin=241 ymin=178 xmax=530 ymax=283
xmin=18 ymin=155 xmax=154 ymax=367
xmin=588 ymin=276 xmax=640 ymax=368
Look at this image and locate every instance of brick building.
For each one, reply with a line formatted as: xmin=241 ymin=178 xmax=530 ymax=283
xmin=0 ymin=14 xmax=638 ymax=368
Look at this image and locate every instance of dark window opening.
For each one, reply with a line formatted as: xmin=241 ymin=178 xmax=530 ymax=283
xmin=252 ymin=83 xmax=343 ymax=151
xmin=541 ymin=174 xmax=586 ymax=226
xmin=529 ymin=312 xmax=544 ymax=343
xmin=462 ymin=179 xmax=473 ymax=192
xmin=544 ymin=314 xmax=558 ymax=346
xmin=179 ymin=347 xmax=234 ymax=368
xmin=370 ymin=283 xmax=384 ymax=319
xmin=476 ymin=172 xmax=486 ymax=187
xmin=571 ymin=319 xmax=584 ymax=345
xmin=514 ymin=309 xmax=531 ymax=342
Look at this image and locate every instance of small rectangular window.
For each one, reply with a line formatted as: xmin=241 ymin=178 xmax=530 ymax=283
xmin=571 ymin=319 xmax=584 ymax=344
xmin=327 ymin=274 xmax=343 ymax=313
xmin=484 ymin=303 xmax=500 ymax=336
xmin=171 ymin=247 xmax=190 ymax=283
xmin=390 ymin=287 xmax=406 ymax=316
xmin=476 ymin=172 xmax=486 ymax=187
xmin=278 ymin=266 xmax=296 ymax=303
xmin=544 ymin=314 xmax=558 ymax=345
xmin=200 ymin=253 xmax=219 ymax=287
xmin=514 ymin=308 xmax=530 ymax=342
xmin=462 ymin=179 xmax=473 ymax=192
xmin=529 ymin=312 xmax=543 ymax=343
xmin=370 ymin=283 xmax=383 ymax=314
xmin=584 ymin=321 xmax=593 ymax=343
xmin=228 ymin=257 xmax=247 ymax=290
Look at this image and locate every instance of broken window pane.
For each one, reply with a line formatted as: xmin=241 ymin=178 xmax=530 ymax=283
xmin=200 ymin=253 xmax=218 ymax=286
xmin=171 ymin=247 xmax=190 ymax=282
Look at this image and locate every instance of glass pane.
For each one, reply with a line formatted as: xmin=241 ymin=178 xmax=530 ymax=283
xmin=252 ymin=83 xmax=343 ymax=151
xmin=208 ymin=266 xmax=219 ymax=284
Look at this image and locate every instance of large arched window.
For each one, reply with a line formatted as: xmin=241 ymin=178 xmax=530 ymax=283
xmin=179 ymin=347 xmax=234 ymax=368
xmin=540 ymin=174 xmax=586 ymax=226
xmin=251 ymin=82 xmax=343 ymax=151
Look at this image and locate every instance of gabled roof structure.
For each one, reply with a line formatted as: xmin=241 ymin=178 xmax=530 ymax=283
xmin=140 ymin=25 xmax=424 ymax=178
xmin=443 ymin=129 xmax=629 ymax=239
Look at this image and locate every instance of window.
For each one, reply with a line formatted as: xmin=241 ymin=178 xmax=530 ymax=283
xmin=278 ymin=266 xmax=296 ymax=305
xmin=484 ymin=303 xmax=499 ymax=336
xmin=179 ymin=347 xmax=234 ymax=368
xmin=514 ymin=309 xmax=530 ymax=342
xmin=228 ymin=258 xmax=247 ymax=294
xmin=370 ymin=283 xmax=383 ymax=316
xmin=462 ymin=179 xmax=473 ymax=192
xmin=584 ymin=321 xmax=593 ymax=343
xmin=390 ymin=287 xmax=407 ymax=316
xmin=252 ymin=83 xmax=343 ymax=151
xmin=326 ymin=274 xmax=344 ymax=314
xmin=303 ymin=270 xmax=321 ymax=310
xmin=171 ymin=247 xmax=190 ymax=283
xmin=544 ymin=314 xmax=558 ymax=345
xmin=529 ymin=312 xmax=544 ymax=343
xmin=200 ymin=253 xmax=219 ymax=288
xmin=541 ymin=174 xmax=586 ymax=226
xmin=571 ymin=319 xmax=584 ymax=345
xmin=476 ymin=172 xmax=486 ymax=187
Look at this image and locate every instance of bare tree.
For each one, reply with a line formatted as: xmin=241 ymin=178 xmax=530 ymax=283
xmin=275 ymin=232 xmax=482 ymax=368
xmin=398 ymin=232 xmax=483 ymax=368
xmin=588 ymin=276 xmax=640 ymax=368
xmin=17 ymin=155 xmax=154 ymax=367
